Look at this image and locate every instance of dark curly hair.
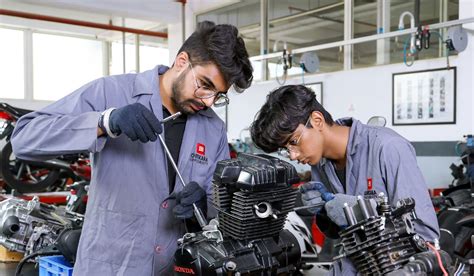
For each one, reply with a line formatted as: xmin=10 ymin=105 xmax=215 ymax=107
xmin=178 ymin=21 xmax=253 ymax=93
xmin=250 ymin=85 xmax=334 ymax=153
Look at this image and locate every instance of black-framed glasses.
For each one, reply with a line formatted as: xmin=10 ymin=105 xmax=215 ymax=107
xmin=278 ymin=116 xmax=311 ymax=159
xmin=189 ymin=62 xmax=229 ymax=107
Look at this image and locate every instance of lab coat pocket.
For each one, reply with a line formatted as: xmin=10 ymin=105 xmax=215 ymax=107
xmin=83 ymin=207 xmax=146 ymax=267
xmin=190 ymin=154 xmax=215 ymax=182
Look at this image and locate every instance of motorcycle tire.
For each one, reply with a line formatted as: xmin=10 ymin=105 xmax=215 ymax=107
xmin=0 ymin=141 xmax=60 ymax=193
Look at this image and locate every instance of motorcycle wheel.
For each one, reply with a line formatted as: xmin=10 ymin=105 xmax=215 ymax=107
xmin=0 ymin=141 xmax=60 ymax=193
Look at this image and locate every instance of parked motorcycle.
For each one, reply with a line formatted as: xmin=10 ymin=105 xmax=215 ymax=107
xmin=0 ymin=102 xmax=90 ymax=193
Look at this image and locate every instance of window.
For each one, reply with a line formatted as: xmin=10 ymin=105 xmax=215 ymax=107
xmin=110 ymin=41 xmax=169 ymax=75
xmin=110 ymin=41 xmax=136 ymax=75
xmin=197 ymin=0 xmax=261 ymax=57
xmin=33 ymin=33 xmax=103 ymax=101
xmin=0 ymin=28 xmax=24 ymax=99
xmin=199 ymin=0 xmax=460 ymax=80
xmin=197 ymin=0 xmax=345 ymax=79
xmin=351 ymin=0 xmax=459 ymax=69
xmin=139 ymin=44 xmax=169 ymax=72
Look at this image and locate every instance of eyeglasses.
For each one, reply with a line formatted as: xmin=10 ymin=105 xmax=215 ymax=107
xmin=189 ymin=62 xmax=229 ymax=107
xmin=278 ymin=116 xmax=311 ymax=159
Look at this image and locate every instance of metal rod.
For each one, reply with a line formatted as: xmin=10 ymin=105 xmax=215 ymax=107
xmin=181 ymin=0 xmax=186 ymax=43
xmin=159 ymin=111 xmax=184 ymax=185
xmin=260 ymin=0 xmax=269 ymax=81
xmin=357 ymin=196 xmax=370 ymax=219
xmin=244 ymin=1 xmax=344 ymax=33
xmin=158 ymin=134 xmax=186 ymax=187
xmin=161 ymin=112 xmax=181 ymax=123
xmin=0 ymin=9 xmax=168 ymax=38
xmin=135 ymin=34 xmax=140 ymax=73
xmin=122 ymin=18 xmax=126 ymax=74
xmin=293 ymin=202 xmax=325 ymax=211
xmin=288 ymin=6 xmax=376 ymax=27
xmin=343 ymin=203 xmax=357 ymax=226
xmin=250 ymin=17 xmax=474 ymax=61
xmin=343 ymin=0 xmax=353 ymax=70
xmin=158 ymin=112 xmax=207 ymax=228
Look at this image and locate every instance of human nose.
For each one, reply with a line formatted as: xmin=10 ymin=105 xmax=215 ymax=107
xmin=200 ymin=97 xmax=215 ymax=108
xmin=288 ymin=148 xmax=300 ymax=161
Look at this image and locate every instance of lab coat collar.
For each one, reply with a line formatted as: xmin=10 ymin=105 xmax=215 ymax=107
xmin=132 ymin=65 xmax=168 ymax=98
xmin=335 ymin=117 xmax=362 ymax=156
xmin=335 ymin=117 xmax=361 ymax=194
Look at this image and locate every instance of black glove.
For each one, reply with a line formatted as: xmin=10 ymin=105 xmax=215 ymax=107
xmin=173 ymin=181 xmax=207 ymax=220
xmin=109 ymin=103 xmax=162 ymax=142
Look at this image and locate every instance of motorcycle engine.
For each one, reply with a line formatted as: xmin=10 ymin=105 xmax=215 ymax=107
xmin=174 ymin=154 xmax=303 ymax=275
xmin=336 ymin=195 xmax=449 ymax=275
xmin=0 ymin=196 xmax=83 ymax=259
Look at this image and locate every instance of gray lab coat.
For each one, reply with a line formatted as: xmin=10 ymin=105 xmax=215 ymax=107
xmin=11 ymin=65 xmax=230 ymax=275
xmin=312 ymin=118 xmax=439 ymax=275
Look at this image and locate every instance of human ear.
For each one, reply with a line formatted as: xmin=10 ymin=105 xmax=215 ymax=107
xmin=174 ymin=52 xmax=189 ymax=72
xmin=310 ymin=111 xmax=325 ymax=130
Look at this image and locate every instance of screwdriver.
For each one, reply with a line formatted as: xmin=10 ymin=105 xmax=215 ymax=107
xmin=159 ymin=112 xmax=208 ymax=229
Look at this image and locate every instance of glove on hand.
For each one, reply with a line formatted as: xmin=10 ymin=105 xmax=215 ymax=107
xmin=299 ymin=181 xmax=335 ymax=214
xmin=173 ymin=181 xmax=207 ymax=220
xmin=324 ymin=193 xmax=358 ymax=227
xmin=109 ymin=103 xmax=162 ymax=142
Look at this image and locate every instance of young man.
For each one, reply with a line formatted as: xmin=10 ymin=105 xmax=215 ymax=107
xmin=250 ymin=85 xmax=439 ymax=275
xmin=11 ymin=21 xmax=253 ymax=275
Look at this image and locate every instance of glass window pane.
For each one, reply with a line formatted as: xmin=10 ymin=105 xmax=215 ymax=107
xmin=354 ymin=0 xmax=377 ymax=39
xmin=33 ymin=33 xmax=103 ymax=101
xmin=197 ymin=0 xmax=261 ymax=57
xmin=269 ymin=46 xmax=343 ymax=83
xmin=0 ymin=28 xmax=24 ymax=99
xmin=352 ymin=0 xmax=460 ymax=69
xmin=110 ymin=42 xmax=136 ymax=75
xmin=110 ymin=41 xmax=170 ymax=74
xmin=391 ymin=0 xmax=458 ymax=31
xmin=139 ymin=44 xmax=169 ymax=71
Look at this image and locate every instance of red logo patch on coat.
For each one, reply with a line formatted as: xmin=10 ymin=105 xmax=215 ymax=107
xmin=367 ymin=178 xmax=373 ymax=190
xmin=196 ymin=143 xmax=206 ymax=156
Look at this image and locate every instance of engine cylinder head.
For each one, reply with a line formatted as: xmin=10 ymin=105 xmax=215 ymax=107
xmin=337 ymin=196 xmax=426 ymax=275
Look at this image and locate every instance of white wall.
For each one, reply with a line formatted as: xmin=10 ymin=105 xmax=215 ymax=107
xmin=228 ymin=55 xmax=471 ymax=142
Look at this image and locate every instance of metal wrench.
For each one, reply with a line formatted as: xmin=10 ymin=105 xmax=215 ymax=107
xmin=159 ymin=112 xmax=208 ymax=228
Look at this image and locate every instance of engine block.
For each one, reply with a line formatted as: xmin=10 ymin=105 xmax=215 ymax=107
xmin=0 ymin=196 xmax=83 ymax=256
xmin=212 ymin=154 xmax=299 ymax=240
xmin=174 ymin=154 xmax=302 ymax=275
xmin=336 ymin=196 xmax=428 ymax=275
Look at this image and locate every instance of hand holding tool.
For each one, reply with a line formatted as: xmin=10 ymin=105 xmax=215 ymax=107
xmin=109 ymin=103 xmax=162 ymax=142
xmin=159 ymin=112 xmax=208 ymax=228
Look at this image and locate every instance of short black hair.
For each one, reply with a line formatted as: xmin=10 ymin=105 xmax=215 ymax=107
xmin=250 ymin=85 xmax=334 ymax=153
xmin=178 ymin=21 xmax=253 ymax=93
